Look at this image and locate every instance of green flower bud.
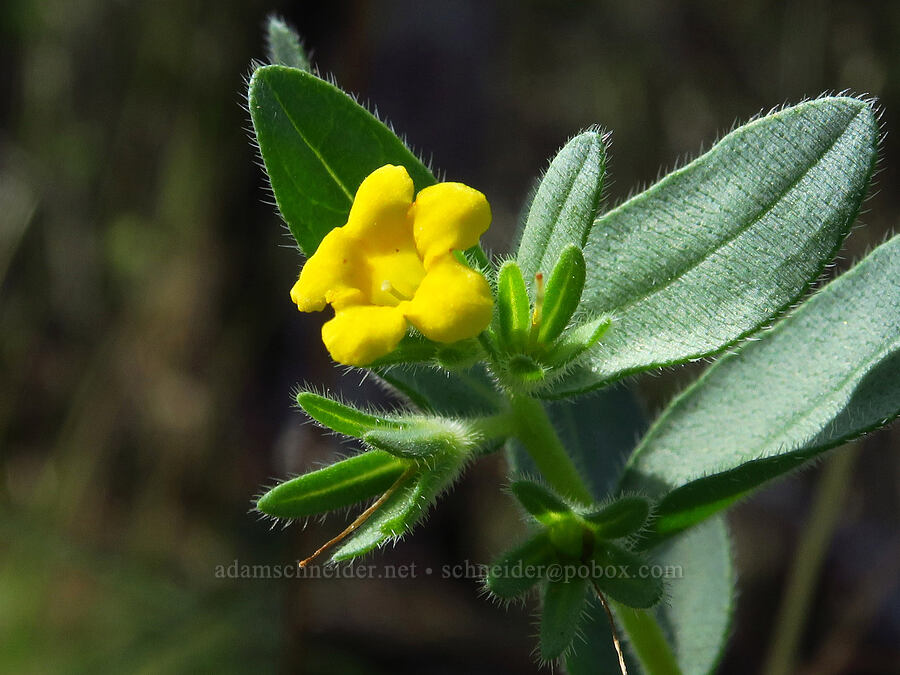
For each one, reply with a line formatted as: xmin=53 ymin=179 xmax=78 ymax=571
xmin=537 ymin=244 xmax=586 ymax=344
xmin=363 ymin=416 xmax=477 ymax=459
xmin=496 ymin=260 xmax=532 ymax=352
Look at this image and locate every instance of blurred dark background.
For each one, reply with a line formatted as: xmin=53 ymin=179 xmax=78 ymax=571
xmin=1 ymin=0 xmax=898 ymax=672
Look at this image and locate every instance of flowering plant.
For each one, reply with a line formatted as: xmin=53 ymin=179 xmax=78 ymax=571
xmin=247 ymin=18 xmax=898 ymax=674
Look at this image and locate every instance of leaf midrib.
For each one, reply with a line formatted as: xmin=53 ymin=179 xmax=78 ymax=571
xmin=526 ymin=137 xmax=594 ymax=276
xmin=596 ymin=106 xmax=865 ymax=317
xmin=749 ymin=339 xmax=898 ymax=461
xmin=633 ymin=270 xmax=896 ymax=487
xmin=276 ymin=459 xmax=404 ymax=506
xmin=265 ymin=75 xmax=354 ymax=202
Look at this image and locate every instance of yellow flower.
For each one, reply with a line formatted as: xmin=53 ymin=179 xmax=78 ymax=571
xmin=291 ymin=165 xmax=494 ymax=366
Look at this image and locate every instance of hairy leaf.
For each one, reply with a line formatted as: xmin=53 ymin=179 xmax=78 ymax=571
xmin=379 ymin=363 xmax=502 ymax=416
xmin=565 ymin=595 xmax=628 ymax=674
xmin=538 ymin=244 xmax=586 ymax=344
xmin=553 ymin=97 xmax=878 ymax=396
xmin=541 ymin=577 xmax=589 ymax=661
xmin=497 ymin=261 xmax=532 ymax=352
xmin=570 ymin=519 xmax=735 ymax=674
xmin=510 ymin=480 xmax=572 ymax=524
xmin=485 ymin=532 xmax=555 ymax=599
xmin=256 ymin=451 xmax=406 ymax=519
xmin=331 ymin=453 xmax=461 ymax=560
xmin=651 ymin=516 xmax=734 ymax=675
xmin=265 ymin=16 xmax=310 ymax=71
xmin=517 ymin=131 xmax=606 ymax=283
xmin=248 ymin=65 xmax=434 ymax=254
xmin=592 ymin=543 xmax=663 ymax=609
xmin=622 ymin=234 xmax=900 ymax=536
xmin=585 ymin=497 xmax=650 ymax=540
xmin=296 ymin=390 xmax=397 ymax=437
xmin=540 ymin=315 xmax=611 ymax=369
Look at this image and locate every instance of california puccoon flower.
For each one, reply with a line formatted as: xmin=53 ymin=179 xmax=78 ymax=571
xmin=290 ymin=165 xmax=494 ymax=366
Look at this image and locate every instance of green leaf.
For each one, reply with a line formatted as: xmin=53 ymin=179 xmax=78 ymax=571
xmin=510 ymin=481 xmax=572 ymax=524
xmin=517 ymin=131 xmax=606 ymax=283
xmin=541 ymin=577 xmax=589 ymax=661
xmin=329 ymin=468 xmax=421 ymax=561
xmin=556 ymin=97 xmax=878 ymax=396
xmin=248 ymin=65 xmax=435 ymax=254
xmin=296 ymin=390 xmax=397 ymax=437
xmin=497 ymin=261 xmax=532 ymax=352
xmin=379 ymin=363 xmax=502 ymax=417
xmin=538 ymin=244 xmax=586 ymax=344
xmin=564 ymin=596 xmax=626 ymax=675
xmin=256 ymin=451 xmax=406 ymax=519
xmin=485 ymin=532 xmax=555 ymax=599
xmin=592 ymin=543 xmax=662 ymax=609
xmin=585 ymin=497 xmax=650 ymax=540
xmin=265 ymin=16 xmax=310 ymax=71
xmin=330 ymin=452 xmax=461 ymax=561
xmin=539 ymin=315 xmax=610 ymax=370
xmin=369 ymin=334 xmax=439 ymax=367
xmin=622 ymin=234 xmax=900 ymax=536
xmin=651 ymin=516 xmax=735 ymax=675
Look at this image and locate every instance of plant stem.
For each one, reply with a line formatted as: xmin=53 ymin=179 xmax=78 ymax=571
xmin=506 ymin=393 xmax=594 ymax=505
xmin=469 ymin=413 xmax=515 ymax=452
xmin=762 ymin=445 xmax=860 ymax=675
xmin=506 ymin=391 xmax=682 ymax=675
xmin=614 ymin=604 xmax=682 ymax=675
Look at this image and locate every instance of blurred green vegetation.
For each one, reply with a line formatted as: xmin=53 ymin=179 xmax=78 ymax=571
xmin=1 ymin=1 xmax=898 ymax=673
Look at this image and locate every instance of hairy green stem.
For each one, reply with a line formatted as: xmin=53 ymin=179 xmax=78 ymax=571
xmin=469 ymin=413 xmax=516 ymax=454
xmin=505 ymin=391 xmax=684 ymax=674
xmin=614 ymin=604 xmax=682 ymax=675
xmin=762 ymin=445 xmax=860 ymax=675
xmin=507 ymin=393 xmax=594 ymax=505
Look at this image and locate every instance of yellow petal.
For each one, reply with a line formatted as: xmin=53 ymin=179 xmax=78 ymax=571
xmin=402 ymin=257 xmax=493 ymax=343
xmin=291 ymin=227 xmax=365 ymax=312
xmin=345 ymin=164 xmax=415 ymax=243
xmin=292 ymin=165 xmax=419 ymax=312
xmin=411 ymin=182 xmax=491 ymax=268
xmin=321 ymin=305 xmax=408 ymax=366
xmin=345 ymin=164 xmax=424 ymax=304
